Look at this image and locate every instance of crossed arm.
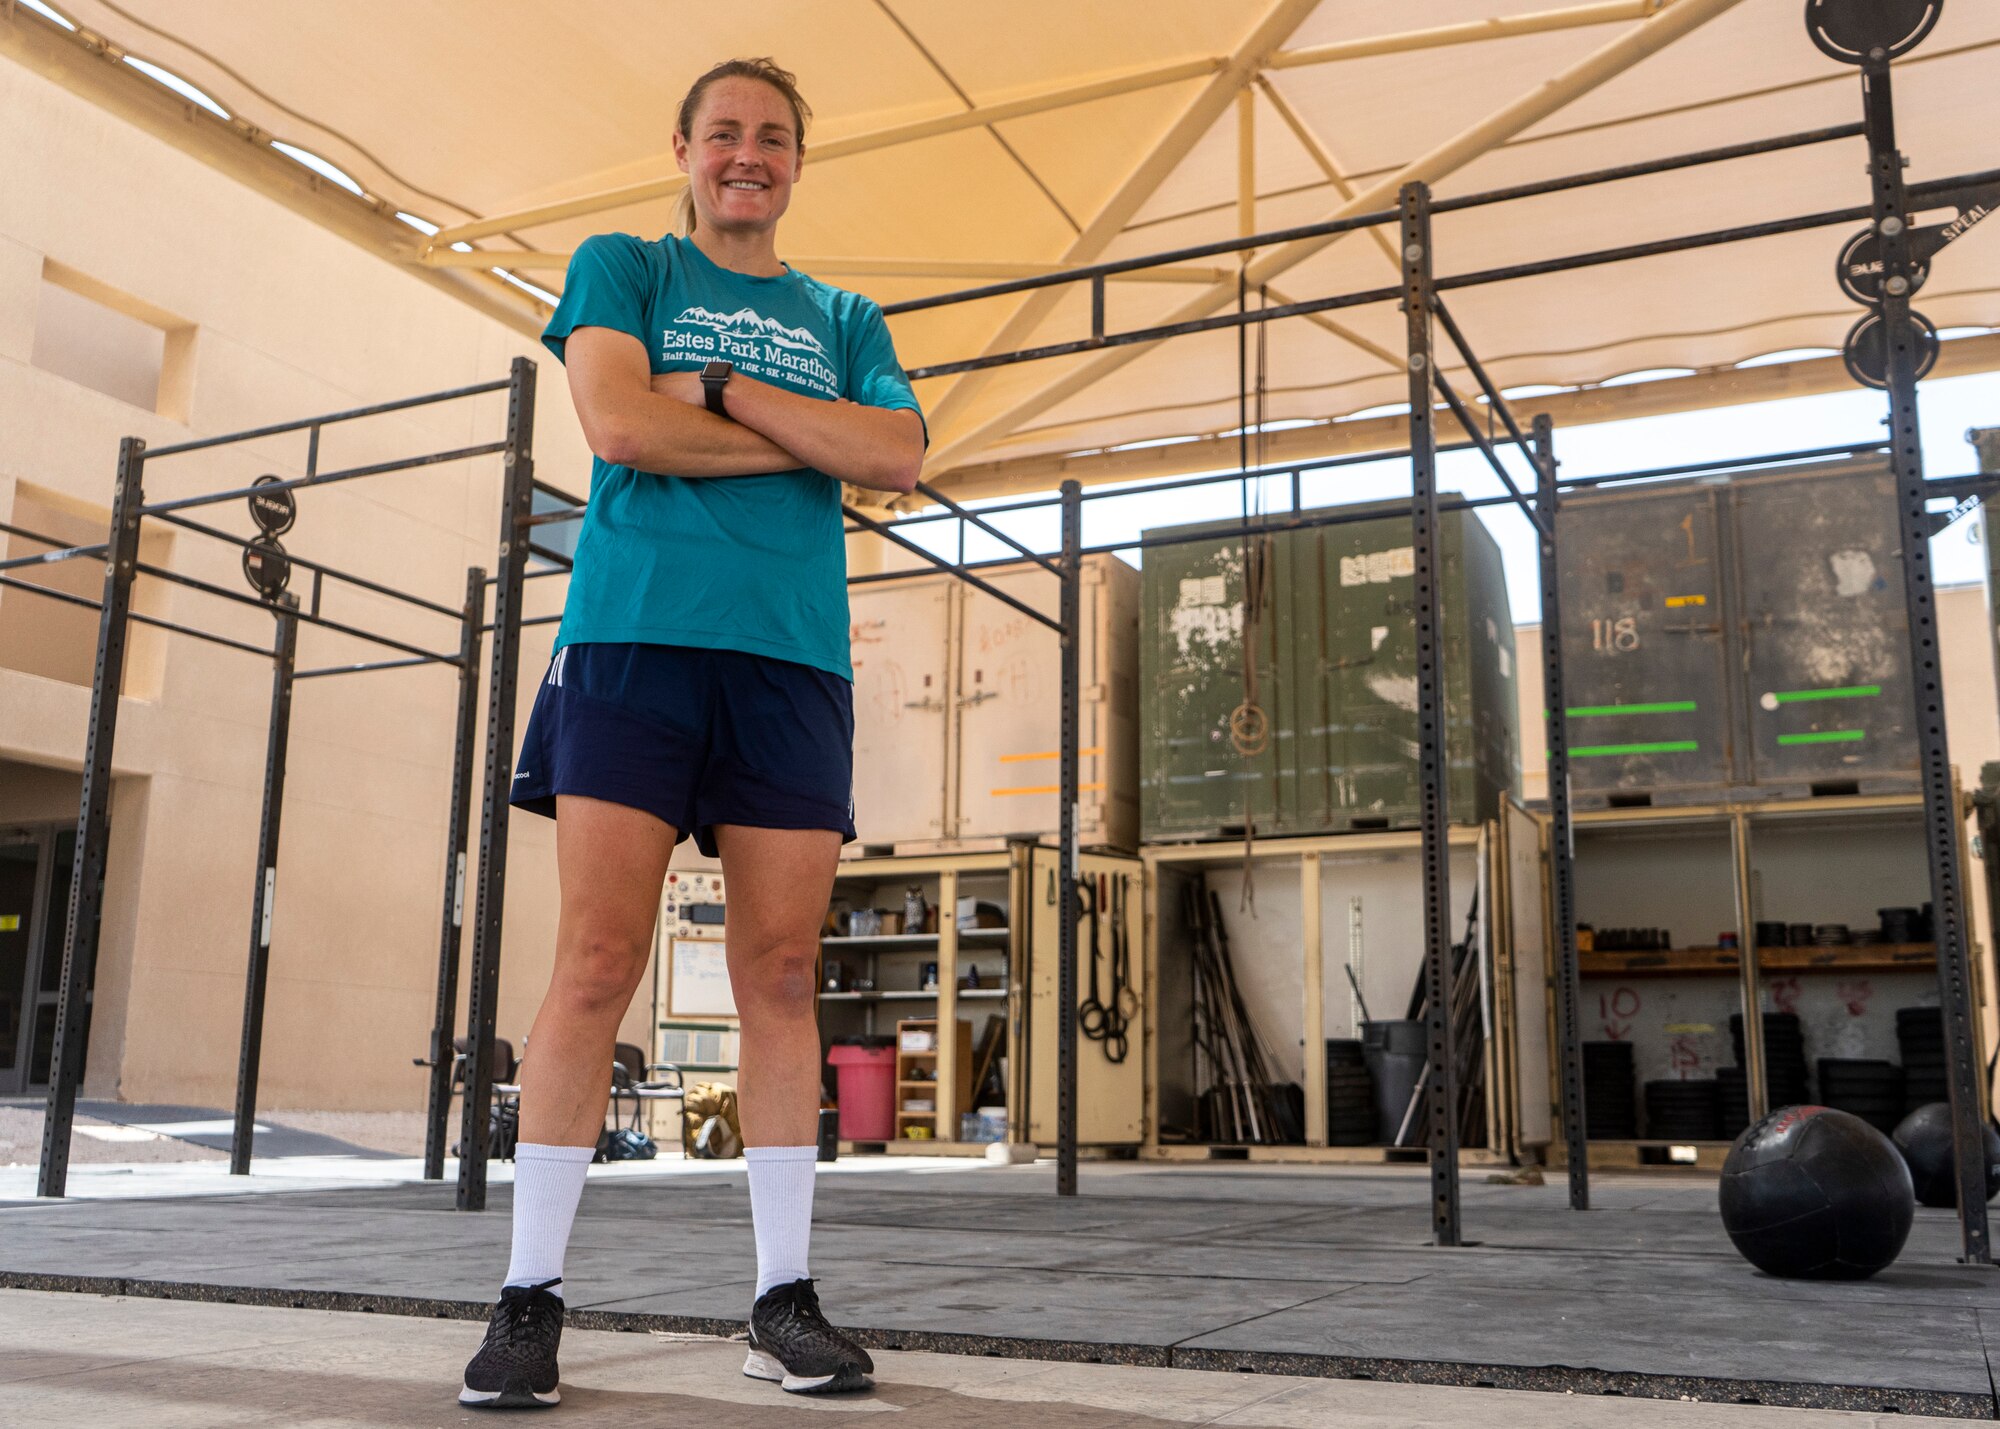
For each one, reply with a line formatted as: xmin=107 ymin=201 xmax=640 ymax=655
xmin=563 ymin=325 xmax=924 ymax=496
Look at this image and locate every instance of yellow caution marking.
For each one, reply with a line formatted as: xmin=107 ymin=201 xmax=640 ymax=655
xmin=998 ymin=748 xmax=1104 ymax=763
xmin=1665 ymin=594 xmax=1707 ymax=608
xmin=990 ymin=782 xmax=1108 ymax=797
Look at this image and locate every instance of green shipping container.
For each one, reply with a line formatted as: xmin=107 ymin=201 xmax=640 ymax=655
xmin=1140 ymin=507 xmax=1519 ymax=842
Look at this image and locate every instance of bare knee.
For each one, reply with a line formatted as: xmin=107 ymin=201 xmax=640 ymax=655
xmin=734 ymin=937 xmax=820 ymax=1021
xmin=552 ymin=930 xmax=649 ymax=1019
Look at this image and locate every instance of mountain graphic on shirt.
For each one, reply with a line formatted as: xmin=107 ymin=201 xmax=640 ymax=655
xmin=675 ymin=305 xmax=828 ymax=358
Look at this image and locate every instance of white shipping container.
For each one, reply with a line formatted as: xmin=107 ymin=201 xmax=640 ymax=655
xmin=848 ymin=554 xmax=1140 ymax=851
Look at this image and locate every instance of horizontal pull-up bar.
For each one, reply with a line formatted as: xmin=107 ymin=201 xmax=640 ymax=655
xmin=532 ymin=477 xmax=588 ymax=509
xmin=140 ymin=442 xmax=511 ymax=518
xmin=295 ymin=653 xmax=456 ymax=680
xmin=882 ymin=123 xmax=1863 ymax=318
xmin=0 ymin=522 xmax=109 ymax=575
xmin=905 ymin=281 xmax=1403 ymax=380
xmin=842 ymin=504 xmax=1061 ymax=632
xmin=151 ymin=511 xmax=466 ymax=621
xmin=134 ymin=561 xmax=461 ymax=666
xmin=900 ymin=157 xmax=2000 ymax=385
xmin=1431 ymin=299 xmax=1536 ymax=463
xmin=143 ymin=378 xmax=513 ymax=460
xmin=1078 ymin=490 xmax=1532 ymax=558
xmin=1562 ymin=440 xmax=1892 ymax=489
xmin=0 ymin=571 xmax=273 ymax=658
xmin=866 ymin=435 xmax=1503 ymax=535
xmin=907 ymin=481 xmax=1060 ymax=577
xmin=1430 ymin=365 xmax=1548 ymax=538
xmin=1437 ymin=164 xmax=2000 ymax=295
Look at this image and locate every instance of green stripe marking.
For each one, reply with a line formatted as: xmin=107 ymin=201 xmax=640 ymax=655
xmin=1569 ymin=741 xmax=1700 ymax=757
xmin=1563 ymin=701 xmax=1698 ymax=718
xmin=1777 ymin=729 xmax=1866 ymax=746
xmin=1772 ymin=684 xmax=1882 ymax=704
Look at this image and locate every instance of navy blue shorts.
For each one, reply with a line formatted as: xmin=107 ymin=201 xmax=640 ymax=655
xmin=509 ymin=642 xmax=856 ymax=858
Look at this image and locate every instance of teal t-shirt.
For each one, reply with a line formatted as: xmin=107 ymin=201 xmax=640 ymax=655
xmin=541 ymin=233 xmax=923 ymax=680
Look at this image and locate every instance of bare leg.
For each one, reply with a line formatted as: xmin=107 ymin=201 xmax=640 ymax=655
xmin=516 ymin=795 xmax=677 ymax=1148
xmin=714 ymin=825 xmax=841 ymax=1145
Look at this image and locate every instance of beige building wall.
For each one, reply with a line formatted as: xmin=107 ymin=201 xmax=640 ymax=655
xmin=0 ymin=61 xmax=672 ymax=1111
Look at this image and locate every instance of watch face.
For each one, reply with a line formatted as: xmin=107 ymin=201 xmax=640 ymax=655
xmin=702 ymin=360 xmax=732 ymax=380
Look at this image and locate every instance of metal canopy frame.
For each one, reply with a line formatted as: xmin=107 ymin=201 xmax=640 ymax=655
xmin=453 ymin=25 xmax=1995 ymax=1245
xmin=802 ymin=20 xmax=1978 ymax=1248
xmin=24 ymin=9 xmax=1987 ymax=1268
xmin=28 ymin=361 xmax=532 ymax=1199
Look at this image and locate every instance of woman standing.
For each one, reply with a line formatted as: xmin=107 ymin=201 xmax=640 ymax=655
xmin=459 ymin=57 xmax=924 ymax=1409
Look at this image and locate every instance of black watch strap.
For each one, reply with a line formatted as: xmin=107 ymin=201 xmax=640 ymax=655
xmin=701 ymin=360 xmax=733 ymax=417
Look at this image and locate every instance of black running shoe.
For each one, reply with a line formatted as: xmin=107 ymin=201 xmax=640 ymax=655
xmin=460 ymin=1278 xmax=564 ymax=1409
xmin=743 ymin=1278 xmax=874 ymax=1394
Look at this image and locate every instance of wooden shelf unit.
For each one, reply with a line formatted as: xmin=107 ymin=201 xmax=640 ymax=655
xmin=894 ymin=1017 xmax=971 ymax=1140
xmin=1580 ymin=943 xmax=1938 ymax=978
xmin=815 ymin=849 xmax=1018 ymax=1147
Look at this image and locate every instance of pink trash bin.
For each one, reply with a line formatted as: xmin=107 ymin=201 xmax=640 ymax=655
xmin=827 ymin=1042 xmax=895 ymax=1142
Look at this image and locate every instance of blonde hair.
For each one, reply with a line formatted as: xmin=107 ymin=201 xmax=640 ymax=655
xmin=672 ymin=57 xmax=811 ymax=236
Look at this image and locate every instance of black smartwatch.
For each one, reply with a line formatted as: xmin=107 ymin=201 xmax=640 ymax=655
xmin=700 ymin=359 xmax=733 ymax=416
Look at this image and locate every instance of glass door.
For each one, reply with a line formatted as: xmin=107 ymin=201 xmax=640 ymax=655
xmin=0 ymin=832 xmax=47 ymax=1094
xmin=28 ymin=829 xmax=79 ymax=1090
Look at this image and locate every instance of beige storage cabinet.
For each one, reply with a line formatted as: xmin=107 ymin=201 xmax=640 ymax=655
xmin=1022 ymin=846 xmax=1147 ymax=1146
xmin=849 ymin=574 xmax=957 ymax=845
xmin=847 ymin=554 xmax=1140 ymax=852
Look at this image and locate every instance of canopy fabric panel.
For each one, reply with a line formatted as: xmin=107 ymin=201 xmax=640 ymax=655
xmin=30 ymin=0 xmax=2000 ymax=481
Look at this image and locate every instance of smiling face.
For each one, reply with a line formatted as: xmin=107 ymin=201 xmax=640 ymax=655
xmin=673 ymin=75 xmax=803 ymax=236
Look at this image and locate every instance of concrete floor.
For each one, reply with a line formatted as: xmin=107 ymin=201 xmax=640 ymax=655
xmin=0 ymin=1289 xmax=1974 ymax=1428
xmin=5 ymin=1156 xmax=1998 ymax=1418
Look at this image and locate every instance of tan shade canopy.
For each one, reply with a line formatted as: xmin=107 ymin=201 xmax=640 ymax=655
xmin=19 ymin=0 xmax=2000 ymax=489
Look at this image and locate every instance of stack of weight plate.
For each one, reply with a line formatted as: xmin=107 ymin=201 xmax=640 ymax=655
xmin=1644 ymin=1079 xmax=1722 ymax=1141
xmin=1325 ymin=1039 xmax=1377 ymax=1146
xmin=1817 ymin=1059 xmax=1906 ymax=1134
xmin=1583 ymin=1041 xmax=1637 ymax=1140
xmin=1898 ymin=1007 xmax=1948 ymax=1112
xmin=1715 ymin=1064 xmax=1752 ymax=1142
xmin=1730 ymin=1012 xmax=1810 ymax=1106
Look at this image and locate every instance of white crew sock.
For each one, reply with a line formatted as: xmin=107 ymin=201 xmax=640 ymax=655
xmin=504 ymin=1142 xmax=596 ymax=1298
xmin=745 ymin=1145 xmax=818 ymax=1299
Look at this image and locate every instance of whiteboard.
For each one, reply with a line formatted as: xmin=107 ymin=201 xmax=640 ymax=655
xmin=669 ymin=938 xmax=737 ymax=1017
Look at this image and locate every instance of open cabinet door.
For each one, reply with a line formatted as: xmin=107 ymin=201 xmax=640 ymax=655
xmin=1024 ymin=845 xmax=1146 ymax=1145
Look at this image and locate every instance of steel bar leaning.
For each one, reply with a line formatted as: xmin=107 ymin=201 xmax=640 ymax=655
xmin=425 ymin=568 xmax=487 ymax=1182
xmin=230 ymin=598 xmax=299 ymax=1176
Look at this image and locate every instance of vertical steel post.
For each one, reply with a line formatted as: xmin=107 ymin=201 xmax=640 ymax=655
xmin=1056 ymin=479 xmax=1082 ymax=1197
xmin=1534 ymin=416 xmax=1590 ymax=1209
xmin=459 ymin=358 xmax=537 ymax=1212
xmin=38 ymin=438 xmax=146 ymax=1199
xmin=230 ymin=596 xmax=300 ymax=1176
xmin=1400 ymin=182 xmax=1462 ymax=1246
xmin=425 ymin=566 xmax=487 ymax=1180
xmin=1859 ymin=58 xmax=1989 ymax=1262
